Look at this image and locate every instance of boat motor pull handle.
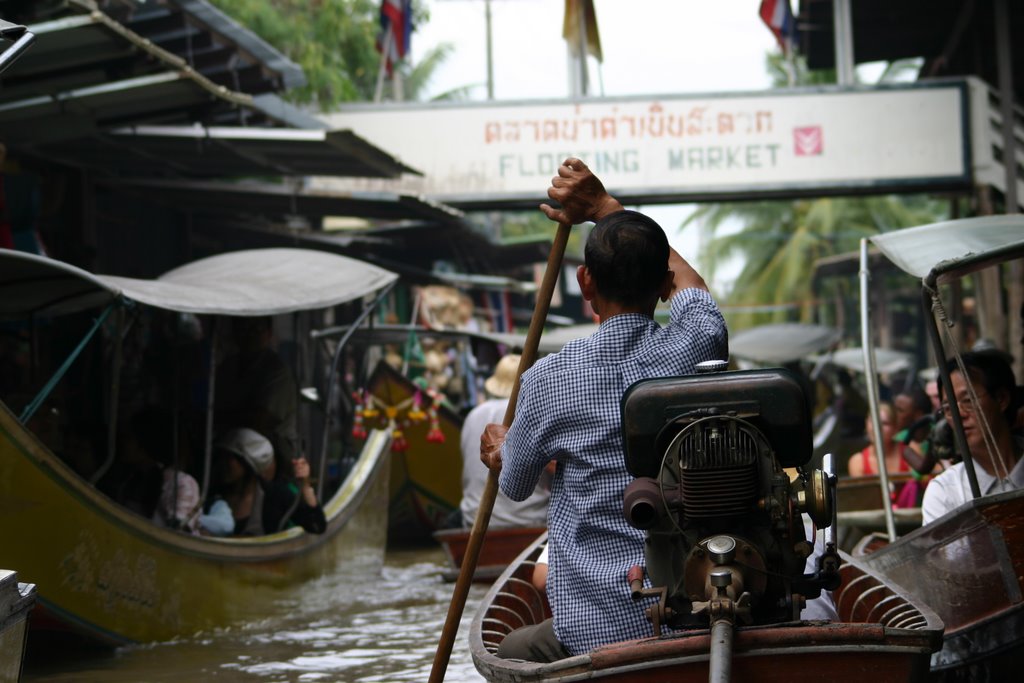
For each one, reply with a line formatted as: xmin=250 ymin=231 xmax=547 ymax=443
xmin=628 ymin=565 xmax=645 ymax=600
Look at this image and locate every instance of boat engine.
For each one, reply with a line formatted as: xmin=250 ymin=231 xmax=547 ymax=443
xmin=620 ymin=366 xmax=839 ymax=635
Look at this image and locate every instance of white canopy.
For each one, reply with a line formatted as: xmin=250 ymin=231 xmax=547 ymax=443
xmin=814 ymin=347 xmax=915 ymax=375
xmin=730 ymin=323 xmax=843 ymax=364
xmin=101 ymin=248 xmax=397 ymax=316
xmin=869 ymin=215 xmax=1024 ymax=281
xmin=1 ymin=248 xmax=397 ymax=318
xmin=0 ymin=249 xmax=119 ymax=317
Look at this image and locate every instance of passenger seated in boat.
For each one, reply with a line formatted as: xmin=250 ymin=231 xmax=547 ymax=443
xmin=113 ymin=408 xmax=234 ymax=535
xmin=846 ymin=402 xmax=922 ymax=508
xmin=922 ymin=352 xmax=1024 ymax=524
xmin=480 ymin=158 xmax=728 ymax=662
xmin=893 ymin=386 xmax=937 ymax=475
xmin=458 ymin=353 xmax=551 ymax=530
xmin=211 ymin=428 xmax=327 ymax=536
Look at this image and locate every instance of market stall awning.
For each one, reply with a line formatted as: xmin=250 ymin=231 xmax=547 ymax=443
xmin=83 ymin=125 xmax=419 ymax=178
xmin=102 ymin=178 xmax=457 ymax=223
xmin=0 ymin=71 xmax=252 ymax=145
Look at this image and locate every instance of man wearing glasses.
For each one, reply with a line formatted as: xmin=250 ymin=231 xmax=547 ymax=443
xmin=921 ymin=352 xmax=1024 ymax=524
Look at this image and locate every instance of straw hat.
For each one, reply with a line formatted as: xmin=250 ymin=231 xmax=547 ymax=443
xmin=216 ymin=428 xmax=275 ymax=478
xmin=485 ymin=354 xmax=521 ymax=399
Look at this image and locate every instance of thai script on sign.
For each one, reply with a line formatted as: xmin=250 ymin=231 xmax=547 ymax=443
xmin=484 ymin=104 xmax=774 ymax=144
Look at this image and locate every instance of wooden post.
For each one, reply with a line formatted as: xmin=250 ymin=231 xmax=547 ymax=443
xmin=428 ymin=221 xmax=572 ymax=683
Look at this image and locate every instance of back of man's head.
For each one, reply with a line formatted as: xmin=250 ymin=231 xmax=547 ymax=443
xmin=585 ymin=210 xmax=669 ymax=307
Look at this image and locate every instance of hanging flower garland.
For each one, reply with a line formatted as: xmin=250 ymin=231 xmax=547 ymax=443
xmin=351 ymin=387 xmax=444 ymax=452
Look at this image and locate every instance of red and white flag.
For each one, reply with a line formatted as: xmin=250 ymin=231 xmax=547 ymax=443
xmin=759 ymin=0 xmax=797 ymax=55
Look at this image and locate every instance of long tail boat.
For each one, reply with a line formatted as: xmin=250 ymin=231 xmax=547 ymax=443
xmin=0 ymin=248 xmax=396 ymax=645
xmin=469 ymin=366 xmax=944 ymax=682
xmin=471 ymin=535 xmax=942 ymax=682
xmin=851 ymin=215 xmax=1024 ymax=677
xmin=433 ymin=525 xmax=545 ymax=583
xmin=363 ymin=360 xmax=464 ymax=545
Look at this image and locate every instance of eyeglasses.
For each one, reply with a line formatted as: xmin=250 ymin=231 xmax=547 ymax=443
xmin=941 ymin=391 xmax=989 ymax=418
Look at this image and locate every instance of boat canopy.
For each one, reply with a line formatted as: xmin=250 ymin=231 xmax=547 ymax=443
xmin=1 ymin=248 xmax=398 ymax=318
xmin=100 ymin=248 xmax=398 ymax=316
xmin=730 ymin=323 xmax=843 ymax=364
xmin=0 ymin=249 xmax=120 ymax=318
xmin=814 ymin=347 xmax=915 ymax=375
xmin=868 ymin=215 xmax=1024 ymax=283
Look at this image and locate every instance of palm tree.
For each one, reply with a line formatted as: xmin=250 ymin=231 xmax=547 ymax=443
xmin=685 ymin=54 xmax=945 ymax=331
xmin=688 ymin=195 xmax=945 ymax=329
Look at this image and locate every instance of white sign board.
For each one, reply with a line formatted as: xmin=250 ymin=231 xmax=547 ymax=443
xmin=323 ymin=82 xmax=973 ymax=206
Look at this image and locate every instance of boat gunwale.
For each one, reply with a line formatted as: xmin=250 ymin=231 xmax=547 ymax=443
xmin=470 ymin=534 xmax=943 ymax=681
xmin=0 ymin=400 xmax=391 ymax=562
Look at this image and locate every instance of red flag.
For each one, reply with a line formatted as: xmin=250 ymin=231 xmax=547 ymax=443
xmin=377 ymin=0 xmax=412 ymax=76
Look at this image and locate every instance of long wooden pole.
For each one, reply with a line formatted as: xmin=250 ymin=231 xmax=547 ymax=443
xmin=429 ymin=221 xmax=572 ymax=682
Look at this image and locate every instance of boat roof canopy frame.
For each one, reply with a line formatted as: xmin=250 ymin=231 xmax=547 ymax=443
xmin=868 ymin=215 xmax=1024 ymax=285
xmin=0 ymin=249 xmax=120 ymax=318
xmin=102 ymin=248 xmax=399 ymax=316
xmin=0 ymin=248 xmax=399 ymax=319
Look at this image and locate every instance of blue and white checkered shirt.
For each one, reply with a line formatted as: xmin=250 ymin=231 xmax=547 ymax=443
xmin=499 ymin=288 xmax=728 ymax=655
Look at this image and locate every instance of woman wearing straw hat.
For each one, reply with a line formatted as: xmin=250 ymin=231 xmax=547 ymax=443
xmin=459 ymin=353 xmax=551 ymax=529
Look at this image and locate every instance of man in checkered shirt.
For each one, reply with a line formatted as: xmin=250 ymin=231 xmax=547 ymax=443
xmin=481 ymin=158 xmax=728 ymax=661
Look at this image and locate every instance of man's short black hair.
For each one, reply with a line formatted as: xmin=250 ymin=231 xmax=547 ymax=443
xmin=585 ymin=210 xmax=669 ymax=307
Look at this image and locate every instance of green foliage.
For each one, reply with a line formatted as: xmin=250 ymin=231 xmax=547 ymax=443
xmin=208 ymin=0 xmax=457 ymax=108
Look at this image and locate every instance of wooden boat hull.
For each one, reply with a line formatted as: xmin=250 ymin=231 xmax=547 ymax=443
xmin=471 ymin=536 xmax=942 ymax=682
xmin=0 ymin=403 xmax=390 ymax=645
xmin=433 ymin=526 xmax=545 ymax=583
xmin=365 ymin=362 xmax=463 ymax=545
xmin=853 ymin=488 xmax=1024 ymax=677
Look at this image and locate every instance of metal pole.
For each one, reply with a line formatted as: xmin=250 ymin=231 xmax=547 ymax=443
xmin=858 ymin=240 xmax=898 ymax=541
xmin=995 ymin=0 xmax=1018 ymax=214
xmin=921 ymin=282 xmax=982 ymax=498
xmin=577 ymin=0 xmax=589 ymax=96
xmin=374 ymin=29 xmax=393 ymax=103
xmin=0 ymin=30 xmax=35 ymax=75
xmin=832 ymin=0 xmax=855 ymax=86
xmin=484 ymin=0 xmax=494 ymax=99
xmin=317 ymin=282 xmax=397 ymax=501
xmin=91 ymin=305 xmax=125 ymax=485
xmin=199 ymin=318 xmax=219 ymax=505
xmin=708 ymin=619 xmax=734 ymax=683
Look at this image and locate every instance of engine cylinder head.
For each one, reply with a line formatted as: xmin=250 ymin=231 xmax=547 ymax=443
xmin=669 ymin=416 xmax=763 ymax=520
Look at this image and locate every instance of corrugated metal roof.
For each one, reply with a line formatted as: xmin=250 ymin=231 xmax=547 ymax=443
xmin=101 ymin=177 xmax=458 ymax=223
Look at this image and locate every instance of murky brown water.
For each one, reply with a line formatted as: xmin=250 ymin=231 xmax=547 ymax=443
xmin=23 ymin=547 xmax=486 ymax=683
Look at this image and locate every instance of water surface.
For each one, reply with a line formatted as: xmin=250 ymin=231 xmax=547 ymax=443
xmin=24 ymin=546 xmax=486 ymax=683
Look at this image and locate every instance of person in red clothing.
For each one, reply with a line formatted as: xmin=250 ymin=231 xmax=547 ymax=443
xmin=847 ymin=402 xmax=906 ymax=477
